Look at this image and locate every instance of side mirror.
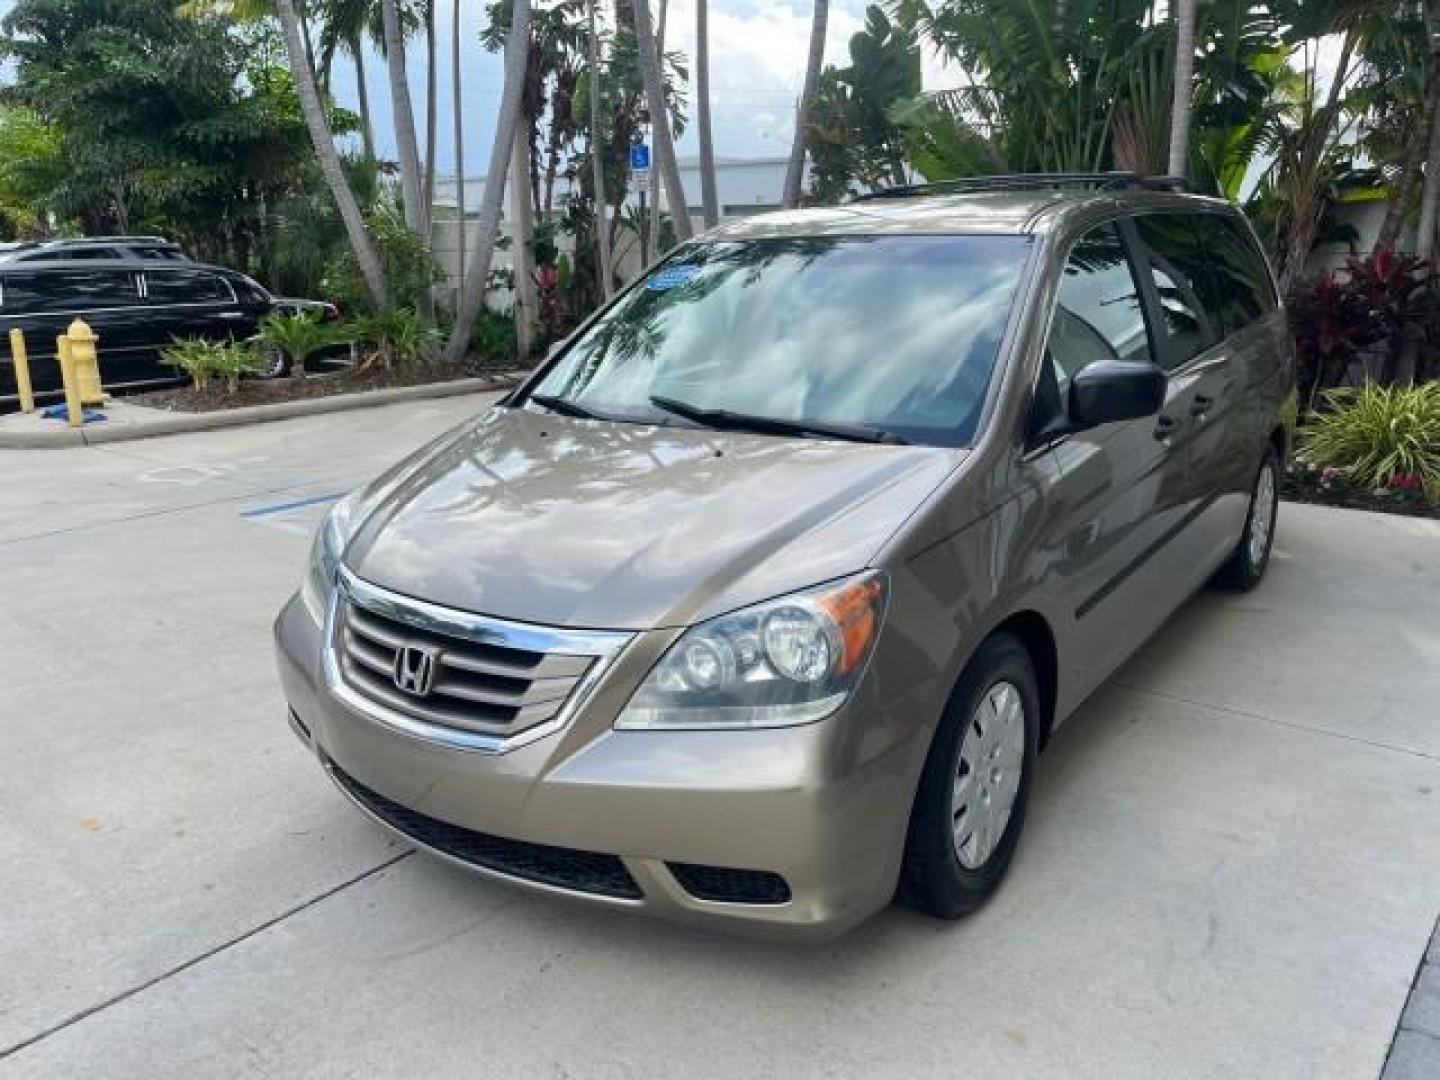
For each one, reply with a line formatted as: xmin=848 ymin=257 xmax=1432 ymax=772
xmin=1068 ymin=361 xmax=1166 ymax=429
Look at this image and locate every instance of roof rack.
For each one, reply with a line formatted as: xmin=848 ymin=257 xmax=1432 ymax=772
xmin=37 ymin=235 xmax=176 ymax=246
xmin=850 ymin=172 xmax=1189 ymax=202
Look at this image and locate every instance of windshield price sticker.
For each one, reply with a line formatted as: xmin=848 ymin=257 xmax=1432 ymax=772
xmin=646 ymin=265 xmax=702 ymax=292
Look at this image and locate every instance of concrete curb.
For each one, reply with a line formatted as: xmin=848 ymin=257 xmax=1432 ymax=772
xmin=0 ymin=376 xmax=517 ymax=448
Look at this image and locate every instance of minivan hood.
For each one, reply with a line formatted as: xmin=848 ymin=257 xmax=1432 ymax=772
xmin=347 ymin=407 xmax=962 ymax=630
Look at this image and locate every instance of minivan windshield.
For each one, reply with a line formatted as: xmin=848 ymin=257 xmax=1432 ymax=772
xmin=527 ymin=234 xmax=1034 ymax=446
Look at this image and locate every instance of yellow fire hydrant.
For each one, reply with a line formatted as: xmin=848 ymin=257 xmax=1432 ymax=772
xmin=63 ymin=318 xmax=107 ymax=407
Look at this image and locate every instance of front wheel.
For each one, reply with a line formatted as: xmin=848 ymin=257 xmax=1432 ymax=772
xmin=899 ymin=633 xmax=1038 ymax=920
xmin=1212 ymin=446 xmax=1279 ymax=591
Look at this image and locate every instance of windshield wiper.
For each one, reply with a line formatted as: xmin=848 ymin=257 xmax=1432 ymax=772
xmin=649 ymin=395 xmax=909 ymax=445
xmin=528 ymin=392 xmax=608 ymax=420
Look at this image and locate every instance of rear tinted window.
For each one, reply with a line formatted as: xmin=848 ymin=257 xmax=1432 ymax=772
xmin=1201 ymin=217 xmax=1277 ymax=333
xmin=0 ymin=269 xmax=138 ymax=313
xmin=1132 ymin=214 xmax=1218 ymax=368
xmin=146 ymin=270 xmax=232 ymax=304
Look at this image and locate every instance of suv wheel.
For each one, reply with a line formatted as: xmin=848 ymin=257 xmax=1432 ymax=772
xmin=1212 ymin=446 xmax=1279 ymax=591
xmin=899 ymin=633 xmax=1038 ymax=919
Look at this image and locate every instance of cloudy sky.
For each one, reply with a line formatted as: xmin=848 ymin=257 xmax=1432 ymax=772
xmin=0 ymin=0 xmax=953 ymax=174
xmin=308 ymin=0 xmax=956 ymax=176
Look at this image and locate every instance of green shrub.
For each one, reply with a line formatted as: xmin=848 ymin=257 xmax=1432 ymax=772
xmin=1300 ymin=382 xmax=1440 ymax=489
xmin=469 ymin=304 xmax=518 ymax=367
xmin=355 ymin=307 xmax=439 ymax=369
xmin=259 ymin=311 xmax=351 ymax=378
xmin=321 ymin=203 xmax=441 ymax=315
xmin=161 ymin=338 xmax=260 ymax=393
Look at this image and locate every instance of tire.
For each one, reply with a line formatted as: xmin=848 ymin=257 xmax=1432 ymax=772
xmin=252 ymin=342 xmax=289 ymax=379
xmin=1211 ymin=445 xmax=1279 ymax=592
xmin=899 ymin=633 xmax=1039 ymax=919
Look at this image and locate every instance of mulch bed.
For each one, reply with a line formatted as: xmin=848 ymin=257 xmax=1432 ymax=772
xmin=1281 ymin=472 xmax=1440 ymax=519
xmin=130 ymin=361 xmax=513 ymax=414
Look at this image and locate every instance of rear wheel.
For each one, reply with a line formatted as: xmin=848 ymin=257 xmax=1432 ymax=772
xmin=899 ymin=633 xmax=1038 ymax=919
xmin=1212 ymin=446 xmax=1279 ymax=591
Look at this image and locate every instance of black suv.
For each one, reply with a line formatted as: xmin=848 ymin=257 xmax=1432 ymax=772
xmin=0 ymin=257 xmax=275 ymax=409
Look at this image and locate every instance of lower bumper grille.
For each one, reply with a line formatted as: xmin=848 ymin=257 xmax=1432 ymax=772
xmin=329 ymin=762 xmax=643 ymax=900
xmin=668 ymin=862 xmax=792 ymax=905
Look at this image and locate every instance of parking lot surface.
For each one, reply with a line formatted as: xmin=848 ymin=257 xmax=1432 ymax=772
xmin=2 ymin=394 xmax=1439 ymax=1079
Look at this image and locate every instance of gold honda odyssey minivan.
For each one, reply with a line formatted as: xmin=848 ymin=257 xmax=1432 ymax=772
xmin=275 ymin=175 xmax=1295 ymax=938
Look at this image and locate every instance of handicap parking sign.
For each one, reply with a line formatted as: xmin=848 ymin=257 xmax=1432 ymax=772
xmin=629 ymin=144 xmax=651 ymax=170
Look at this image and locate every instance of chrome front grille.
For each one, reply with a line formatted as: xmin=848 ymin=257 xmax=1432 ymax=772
xmin=325 ymin=568 xmax=632 ymax=753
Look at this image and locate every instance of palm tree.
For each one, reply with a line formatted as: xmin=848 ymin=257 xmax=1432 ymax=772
xmin=380 ymin=0 xmax=426 ymax=234
xmin=587 ymin=0 xmax=613 ymax=300
xmin=1167 ymin=0 xmax=1198 ymax=177
xmin=453 ymin=0 xmax=467 ymax=290
xmin=1415 ymin=1 xmax=1440 ymax=262
xmin=783 ymin=0 xmax=828 ymax=207
xmin=512 ymin=128 xmax=539 ymax=357
xmin=443 ymin=0 xmax=534 ymax=362
xmin=424 ymin=0 xmax=438 ymax=229
xmin=696 ymin=0 xmax=720 ymax=228
xmin=647 ymin=0 xmax=669 ymax=259
xmin=633 ymin=0 xmax=692 ymax=240
xmin=275 ymin=0 xmax=389 ymax=307
xmin=315 ymin=0 xmax=379 ymax=160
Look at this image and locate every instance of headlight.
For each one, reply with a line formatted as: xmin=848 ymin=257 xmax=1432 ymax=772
xmin=299 ymin=495 xmax=358 ymax=621
xmin=616 ymin=571 xmax=887 ymax=730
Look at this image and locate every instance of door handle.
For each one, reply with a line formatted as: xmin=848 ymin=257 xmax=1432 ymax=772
xmin=218 ymin=311 xmax=245 ymax=320
xmin=1190 ymin=394 xmax=1214 ymax=418
xmin=1153 ymin=414 xmax=1179 ymax=441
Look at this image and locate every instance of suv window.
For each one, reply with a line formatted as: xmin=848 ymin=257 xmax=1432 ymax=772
xmin=146 ymin=270 xmax=232 ymax=304
xmin=1132 ymin=214 xmax=1218 ymax=368
xmin=0 ymin=269 xmax=138 ymax=313
xmin=1202 ymin=216 xmax=1277 ymax=334
xmin=1032 ymin=222 xmax=1154 ymax=434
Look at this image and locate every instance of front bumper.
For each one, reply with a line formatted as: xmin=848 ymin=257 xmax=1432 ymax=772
xmin=274 ymin=590 xmax=924 ymax=939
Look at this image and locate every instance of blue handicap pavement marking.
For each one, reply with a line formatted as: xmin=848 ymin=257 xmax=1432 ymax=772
xmin=241 ymin=491 xmax=346 ymax=536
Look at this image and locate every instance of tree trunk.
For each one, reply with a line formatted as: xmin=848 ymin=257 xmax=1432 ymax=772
xmin=633 ymin=0 xmax=692 ymax=240
xmin=511 ymin=129 xmax=539 ymax=360
xmin=442 ymin=0 xmax=533 ymax=363
xmin=588 ymin=0 xmax=613 ymax=301
xmin=380 ymin=1 xmax=426 ymax=238
xmin=647 ymin=0 xmax=669 ymax=260
xmin=782 ymin=0 xmax=828 ymax=207
xmin=452 ymin=0 xmax=466 ymax=295
xmin=696 ymin=0 xmax=719 ymax=228
xmin=424 ymin=0 xmax=438 ymax=231
xmin=1166 ymin=0 xmax=1197 ymax=178
xmin=277 ymin=0 xmax=388 ymax=308
xmin=353 ymin=37 xmax=377 ymax=161
xmin=380 ymin=0 xmax=433 ymax=323
xmin=1416 ymin=20 xmax=1440 ymax=264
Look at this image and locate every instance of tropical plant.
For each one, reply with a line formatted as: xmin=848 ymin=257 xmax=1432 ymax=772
xmin=1301 ymin=381 xmax=1440 ymax=487
xmin=1289 ymin=248 xmax=1437 ymax=404
xmin=444 ymin=0 xmax=532 ymax=362
xmin=162 ymin=337 xmax=262 ymax=393
xmin=322 ymin=202 xmax=440 ymax=315
xmin=274 ymin=0 xmax=389 ymax=307
xmin=808 ymin=6 xmax=921 ymax=200
xmin=632 ymin=0 xmax=691 ymax=239
xmin=259 ymin=310 xmax=348 ymax=377
xmin=695 ymin=0 xmax=719 ymax=227
xmin=784 ymin=0 xmax=830 ymax=207
xmin=586 ymin=0 xmax=612 ymax=300
xmin=356 ymin=306 xmax=438 ymax=367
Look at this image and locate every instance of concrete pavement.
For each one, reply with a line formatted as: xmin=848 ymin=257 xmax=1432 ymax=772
xmin=1 ymin=395 xmax=1438 ymax=1078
